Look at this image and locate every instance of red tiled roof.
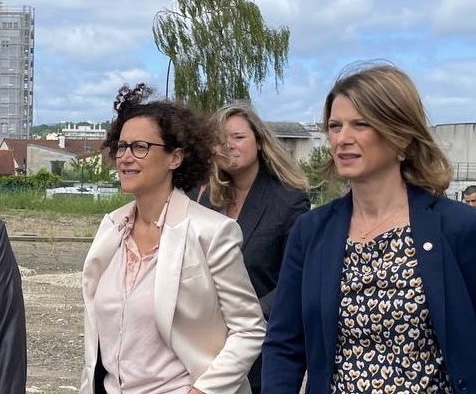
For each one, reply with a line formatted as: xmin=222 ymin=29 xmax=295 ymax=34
xmin=0 ymin=150 xmax=15 ymax=176
xmin=1 ymin=138 xmax=105 ymax=169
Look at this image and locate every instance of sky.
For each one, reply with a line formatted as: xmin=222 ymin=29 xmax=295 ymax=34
xmin=19 ymin=0 xmax=476 ymax=126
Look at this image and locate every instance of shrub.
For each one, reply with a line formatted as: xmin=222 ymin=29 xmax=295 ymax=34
xmin=300 ymin=147 xmax=347 ymax=206
xmin=0 ymin=169 xmax=61 ymax=191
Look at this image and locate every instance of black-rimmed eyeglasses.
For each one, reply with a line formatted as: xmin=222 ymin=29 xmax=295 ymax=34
xmin=114 ymin=140 xmax=167 ymax=159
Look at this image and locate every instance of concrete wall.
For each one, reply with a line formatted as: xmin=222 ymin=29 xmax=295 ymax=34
xmin=431 ymin=123 xmax=476 ymax=199
xmin=278 ymin=132 xmax=327 ymax=163
xmin=292 ymin=138 xmax=314 ymax=162
xmin=431 ymin=123 xmax=476 ymax=163
xmin=278 ymin=138 xmax=309 ymax=162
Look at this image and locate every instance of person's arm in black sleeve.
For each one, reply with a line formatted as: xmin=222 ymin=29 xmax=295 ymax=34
xmin=0 ymin=220 xmax=27 ymax=394
xmin=259 ymin=190 xmax=310 ymax=319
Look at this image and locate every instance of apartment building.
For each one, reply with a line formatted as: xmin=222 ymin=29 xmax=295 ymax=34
xmin=60 ymin=122 xmax=107 ymax=140
xmin=0 ymin=3 xmax=34 ymax=138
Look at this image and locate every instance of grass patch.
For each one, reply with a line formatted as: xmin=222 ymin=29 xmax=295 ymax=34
xmin=0 ymin=190 xmax=133 ymax=214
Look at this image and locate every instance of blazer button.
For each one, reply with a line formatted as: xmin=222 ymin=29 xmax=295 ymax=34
xmin=457 ymin=379 xmax=468 ymax=391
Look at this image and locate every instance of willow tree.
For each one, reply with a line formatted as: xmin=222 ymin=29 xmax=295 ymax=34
xmin=153 ymin=0 xmax=290 ymax=111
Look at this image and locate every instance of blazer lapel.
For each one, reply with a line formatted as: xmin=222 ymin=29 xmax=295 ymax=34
xmin=154 ymin=189 xmax=190 ymax=347
xmin=407 ymin=186 xmax=447 ymax=348
xmin=83 ymin=202 xmax=133 ymax=303
xmin=238 ymin=167 xmax=269 ymax=248
xmin=320 ymin=194 xmax=352 ymax=366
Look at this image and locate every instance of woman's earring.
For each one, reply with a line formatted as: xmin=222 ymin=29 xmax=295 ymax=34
xmin=397 ymin=153 xmax=405 ymax=162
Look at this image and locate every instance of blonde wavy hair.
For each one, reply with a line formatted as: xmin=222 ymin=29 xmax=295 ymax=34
xmin=209 ymin=103 xmax=309 ymax=207
xmin=321 ymin=62 xmax=453 ymax=195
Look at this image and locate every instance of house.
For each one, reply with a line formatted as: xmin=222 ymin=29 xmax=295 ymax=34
xmin=0 ymin=137 xmax=105 ymax=175
xmin=0 ymin=150 xmax=15 ymax=176
xmin=266 ymin=122 xmax=314 ymax=162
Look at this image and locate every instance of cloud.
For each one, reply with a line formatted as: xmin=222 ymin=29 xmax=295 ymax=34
xmin=27 ymin=0 xmax=167 ymax=124
xmin=432 ymin=0 xmax=476 ymax=34
xmin=15 ymin=0 xmax=476 ymax=126
xmin=418 ymin=60 xmax=476 ymax=124
xmin=34 ymin=68 xmax=155 ymax=124
xmin=38 ymin=25 xmax=140 ymax=59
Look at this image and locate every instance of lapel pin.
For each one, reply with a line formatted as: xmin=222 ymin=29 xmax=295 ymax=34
xmin=423 ymin=242 xmax=433 ymax=251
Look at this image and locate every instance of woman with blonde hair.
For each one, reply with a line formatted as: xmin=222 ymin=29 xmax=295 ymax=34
xmin=262 ymin=63 xmax=476 ymax=393
xmin=196 ymin=103 xmax=310 ymax=394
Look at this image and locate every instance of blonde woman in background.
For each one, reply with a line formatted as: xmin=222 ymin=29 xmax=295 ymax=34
xmin=195 ymin=103 xmax=310 ymax=394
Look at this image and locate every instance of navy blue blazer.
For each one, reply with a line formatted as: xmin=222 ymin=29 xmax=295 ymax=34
xmin=262 ymin=184 xmax=476 ymax=394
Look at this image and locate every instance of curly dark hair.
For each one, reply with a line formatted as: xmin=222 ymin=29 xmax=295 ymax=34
xmin=103 ymin=83 xmax=216 ymax=192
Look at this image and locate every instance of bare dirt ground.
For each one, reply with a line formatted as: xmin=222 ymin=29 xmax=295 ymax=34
xmin=0 ymin=210 xmax=103 ymax=394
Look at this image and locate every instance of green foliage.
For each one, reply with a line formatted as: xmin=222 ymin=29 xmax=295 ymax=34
xmin=30 ymin=123 xmax=58 ymax=138
xmin=0 ymin=169 xmax=61 ymax=191
xmin=0 ymin=164 xmax=126 ymax=214
xmin=68 ymin=156 xmax=114 ymax=183
xmin=31 ymin=121 xmax=111 ymax=138
xmin=300 ymin=147 xmax=346 ymax=206
xmin=0 ymin=189 xmax=132 ymax=214
xmin=153 ymin=0 xmax=290 ymax=111
xmin=300 ymin=147 xmax=332 ymax=188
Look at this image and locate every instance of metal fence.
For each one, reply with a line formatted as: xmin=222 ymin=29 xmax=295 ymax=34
xmin=453 ymin=162 xmax=476 ymax=181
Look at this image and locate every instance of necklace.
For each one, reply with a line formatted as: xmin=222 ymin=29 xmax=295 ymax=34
xmin=357 ymin=208 xmax=406 ymax=240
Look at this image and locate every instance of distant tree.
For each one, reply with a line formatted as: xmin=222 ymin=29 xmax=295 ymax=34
xmin=300 ymin=147 xmax=331 ymax=188
xmin=68 ymin=156 xmax=113 ymax=183
xmin=300 ymin=147 xmax=347 ymax=206
xmin=153 ymin=0 xmax=290 ymax=111
xmin=102 ymin=120 xmax=111 ymax=133
xmin=31 ymin=123 xmax=59 ymax=138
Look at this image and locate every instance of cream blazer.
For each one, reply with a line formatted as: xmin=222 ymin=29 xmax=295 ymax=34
xmin=80 ymin=189 xmax=266 ymax=394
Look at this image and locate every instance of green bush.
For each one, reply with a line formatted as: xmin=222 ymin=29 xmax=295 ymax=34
xmin=300 ymin=147 xmax=347 ymax=206
xmin=0 ymin=169 xmax=62 ymax=191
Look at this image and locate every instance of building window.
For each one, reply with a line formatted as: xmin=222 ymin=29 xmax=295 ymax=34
xmin=50 ymin=161 xmax=65 ymax=176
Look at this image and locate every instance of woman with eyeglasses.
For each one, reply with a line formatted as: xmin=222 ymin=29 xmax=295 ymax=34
xmin=79 ymin=84 xmax=265 ymax=394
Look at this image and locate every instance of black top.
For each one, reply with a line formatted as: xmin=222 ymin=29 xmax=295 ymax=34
xmin=193 ymin=165 xmax=309 ymax=391
xmin=196 ymin=165 xmax=310 ymax=318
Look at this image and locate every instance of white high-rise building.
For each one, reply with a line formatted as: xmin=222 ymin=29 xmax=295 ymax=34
xmin=0 ymin=3 xmax=34 ymax=138
xmin=60 ymin=122 xmax=108 ymax=140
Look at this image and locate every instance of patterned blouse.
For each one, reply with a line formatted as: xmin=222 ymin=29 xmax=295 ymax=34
xmin=331 ymin=226 xmax=453 ymax=394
